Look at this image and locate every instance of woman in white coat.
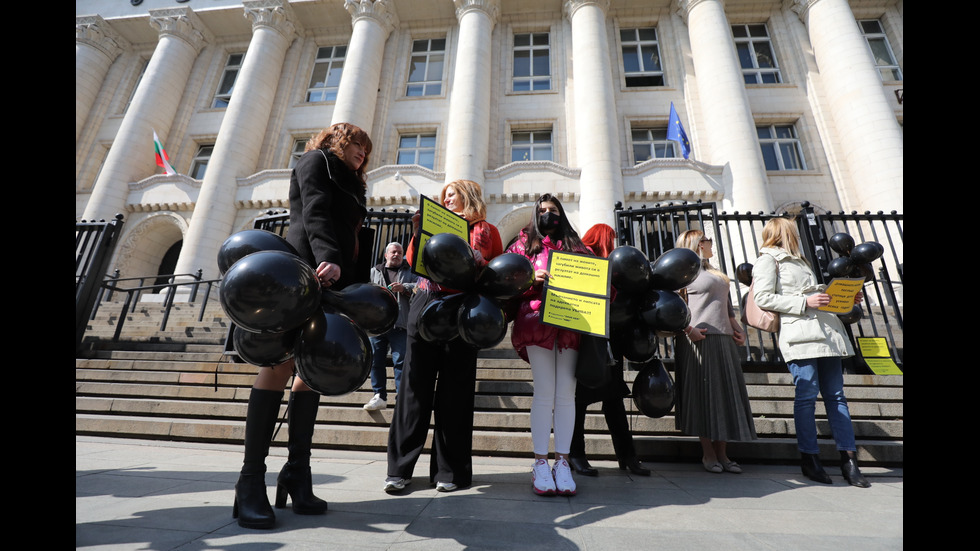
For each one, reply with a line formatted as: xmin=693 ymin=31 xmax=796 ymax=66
xmin=752 ymin=218 xmax=870 ymax=488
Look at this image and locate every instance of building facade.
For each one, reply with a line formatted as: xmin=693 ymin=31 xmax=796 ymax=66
xmin=76 ymin=0 xmax=903 ymax=281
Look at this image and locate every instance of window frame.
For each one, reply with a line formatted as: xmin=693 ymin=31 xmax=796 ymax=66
xmin=858 ymin=19 xmax=902 ymax=82
xmin=395 ymin=132 xmax=438 ymax=170
xmin=510 ymin=129 xmax=553 ymax=163
xmin=406 ymin=37 xmax=446 ymax=97
xmin=619 ymin=27 xmax=665 ymax=88
xmin=757 ymin=124 xmax=807 ymax=171
xmin=630 ymin=126 xmax=677 ymax=164
xmin=190 ymin=144 xmax=214 ymax=180
xmin=512 ymin=32 xmax=552 ymax=92
xmin=212 ymin=52 xmax=245 ymax=109
xmin=306 ymin=45 xmax=347 ymax=103
xmin=732 ymin=23 xmax=782 ymax=85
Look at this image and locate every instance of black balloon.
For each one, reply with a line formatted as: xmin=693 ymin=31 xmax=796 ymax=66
xmin=475 ymin=253 xmax=535 ymax=300
xmin=850 ymin=242 xmax=883 ymax=264
xmin=632 ymin=358 xmax=675 ymax=418
xmin=219 ymin=250 xmax=322 ymax=333
xmin=294 ymin=310 xmax=372 ymax=396
xmin=233 ymin=325 xmax=298 ymax=367
xmin=418 ymin=293 xmax=467 ymax=343
xmin=838 ymin=304 xmax=864 ymax=324
xmin=735 ymin=263 xmax=753 ymax=286
xmin=828 ymin=233 xmax=855 ymax=256
xmin=422 ymin=233 xmax=478 ymax=291
xmin=851 ymin=262 xmax=875 ymax=282
xmin=610 ymin=322 xmax=658 ymax=363
xmin=609 ymin=291 xmax=639 ymax=328
xmin=217 ymin=229 xmax=299 ymax=275
xmin=650 ymin=248 xmax=702 ymax=291
xmin=827 ymin=256 xmax=854 ymax=278
xmin=639 ymin=289 xmax=691 ymax=333
xmin=322 ymin=283 xmax=399 ymax=335
xmin=457 ymin=294 xmax=508 ymax=348
xmin=608 ymin=246 xmax=652 ymax=294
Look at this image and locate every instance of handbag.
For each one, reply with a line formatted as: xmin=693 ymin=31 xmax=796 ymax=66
xmin=741 ymin=255 xmax=780 ymax=333
xmin=575 ymin=334 xmax=614 ymax=389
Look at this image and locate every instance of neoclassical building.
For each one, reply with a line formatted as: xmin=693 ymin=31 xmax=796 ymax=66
xmin=76 ymin=0 xmax=903 ymax=281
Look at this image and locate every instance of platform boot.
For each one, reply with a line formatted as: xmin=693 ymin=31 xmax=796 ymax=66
xmin=276 ymin=391 xmax=329 ymax=514
xmin=233 ymin=389 xmax=284 ymax=529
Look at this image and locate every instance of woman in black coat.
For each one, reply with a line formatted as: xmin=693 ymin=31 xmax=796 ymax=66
xmin=234 ymin=122 xmax=373 ymax=529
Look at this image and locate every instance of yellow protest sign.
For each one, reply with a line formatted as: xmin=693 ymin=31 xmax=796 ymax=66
xmin=818 ymin=278 xmax=866 ymax=314
xmin=856 ymin=337 xmax=903 ymax=375
xmin=411 ymin=195 xmax=470 ymax=279
xmin=540 ymin=251 xmax=611 ymax=337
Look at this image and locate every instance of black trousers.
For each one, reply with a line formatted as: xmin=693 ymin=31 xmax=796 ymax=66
xmin=386 ymin=291 xmax=478 ymax=487
xmin=569 ymin=359 xmax=637 ymax=462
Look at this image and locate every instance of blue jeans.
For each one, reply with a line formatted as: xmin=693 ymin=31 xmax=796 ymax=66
xmin=787 ymin=357 xmax=857 ymax=454
xmin=369 ymin=327 xmax=406 ymax=400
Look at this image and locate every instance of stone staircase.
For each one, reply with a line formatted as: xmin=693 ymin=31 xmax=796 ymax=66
xmin=76 ymin=297 xmax=903 ymax=466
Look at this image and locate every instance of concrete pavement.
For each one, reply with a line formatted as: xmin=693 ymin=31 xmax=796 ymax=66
xmin=76 ymin=436 xmax=902 ymax=550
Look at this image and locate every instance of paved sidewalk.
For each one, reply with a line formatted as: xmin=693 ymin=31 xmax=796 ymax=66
xmin=76 ymin=436 xmax=903 ymax=550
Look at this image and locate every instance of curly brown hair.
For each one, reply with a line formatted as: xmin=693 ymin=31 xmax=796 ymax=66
xmin=305 ymin=122 xmax=373 ymax=183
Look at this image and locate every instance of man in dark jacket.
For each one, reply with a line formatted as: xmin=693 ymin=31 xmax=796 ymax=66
xmin=364 ymin=242 xmax=418 ymax=410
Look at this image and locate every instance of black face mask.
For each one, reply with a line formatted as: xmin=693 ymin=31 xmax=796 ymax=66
xmin=539 ymin=212 xmax=561 ymax=230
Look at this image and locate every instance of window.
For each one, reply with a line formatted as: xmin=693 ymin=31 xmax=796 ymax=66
xmin=396 ymin=133 xmax=437 ymax=169
xmin=513 ymin=33 xmax=551 ymax=91
xmin=307 ymin=46 xmax=346 ymax=102
xmin=407 ymin=38 xmax=445 ymax=96
xmin=288 ymin=139 xmax=307 ymax=168
xmin=511 ymin=130 xmax=552 ymax=162
xmin=732 ymin=24 xmax=781 ymax=84
xmin=757 ymin=125 xmax=805 ymax=170
xmin=190 ymin=145 xmax=213 ymax=179
xmin=859 ymin=20 xmax=902 ymax=81
xmin=213 ymin=53 xmax=244 ymax=108
xmin=621 ymin=28 xmax=664 ymax=87
xmin=631 ymin=128 xmax=676 ymax=163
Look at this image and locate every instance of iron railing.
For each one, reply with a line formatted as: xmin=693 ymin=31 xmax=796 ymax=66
xmin=76 ymin=214 xmax=125 ymax=352
xmin=614 ymin=201 xmax=903 ymax=372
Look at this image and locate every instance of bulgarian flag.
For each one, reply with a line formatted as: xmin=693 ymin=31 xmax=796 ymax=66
xmin=153 ymin=130 xmax=177 ymax=175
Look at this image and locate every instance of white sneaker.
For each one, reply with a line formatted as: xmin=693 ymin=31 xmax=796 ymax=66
xmin=436 ymin=481 xmax=458 ymax=492
xmin=532 ymin=459 xmax=557 ymax=496
xmin=552 ymin=458 xmax=577 ymax=496
xmin=364 ymin=394 xmax=386 ymax=411
xmin=384 ymin=477 xmax=411 ymax=494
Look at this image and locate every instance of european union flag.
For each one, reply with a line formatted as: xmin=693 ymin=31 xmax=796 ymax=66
xmin=667 ymin=102 xmax=692 ymax=160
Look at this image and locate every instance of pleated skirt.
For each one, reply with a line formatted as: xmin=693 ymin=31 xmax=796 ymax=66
xmin=674 ymin=334 xmax=758 ymax=442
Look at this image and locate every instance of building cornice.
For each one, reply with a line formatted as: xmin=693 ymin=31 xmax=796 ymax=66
xmin=454 ymin=0 xmax=500 ymax=25
xmin=243 ymin=0 xmax=300 ymax=39
xmin=148 ymin=7 xmax=211 ymax=54
xmin=344 ymin=0 xmax=399 ymax=34
xmin=76 ymin=15 xmax=129 ymax=62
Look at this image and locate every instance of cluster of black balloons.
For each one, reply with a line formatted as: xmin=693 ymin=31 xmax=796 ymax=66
xmin=418 ymin=233 xmax=535 ymax=348
xmin=607 ymin=245 xmax=702 ymax=418
xmin=218 ymin=230 xmax=399 ymax=396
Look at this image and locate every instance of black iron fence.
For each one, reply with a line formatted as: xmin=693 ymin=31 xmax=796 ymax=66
xmin=76 ymin=214 xmax=125 ymax=353
xmin=614 ymin=201 xmax=903 ymax=373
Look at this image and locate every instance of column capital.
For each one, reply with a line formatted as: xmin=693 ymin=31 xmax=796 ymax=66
xmin=454 ymin=0 xmax=500 ymax=26
xmin=344 ymin=0 xmax=399 ymax=34
xmin=563 ymin=0 xmax=609 ymax=21
xmin=76 ymin=15 xmax=129 ymax=63
xmin=674 ymin=0 xmax=724 ymax=25
xmin=148 ymin=7 xmax=210 ymax=54
xmin=789 ymin=0 xmax=820 ymax=25
xmin=243 ymin=0 xmax=300 ymax=40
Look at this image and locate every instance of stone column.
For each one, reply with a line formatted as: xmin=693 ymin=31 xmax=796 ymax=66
xmin=82 ymin=7 xmax=207 ymax=222
xmin=564 ymin=0 xmax=623 ymax=231
xmin=174 ymin=0 xmax=297 ymax=279
xmin=676 ymin=0 xmax=773 ymax=213
xmin=76 ymin=15 xmax=128 ymax=142
xmin=794 ymin=0 xmax=903 ymax=212
xmin=443 ymin=0 xmax=499 ymax=185
xmin=331 ymin=0 xmax=398 ymax=131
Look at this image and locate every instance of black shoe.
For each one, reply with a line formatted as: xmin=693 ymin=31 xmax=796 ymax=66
xmin=618 ymin=457 xmax=651 ymax=476
xmin=276 ymin=391 xmax=328 ymax=514
xmin=234 ymin=473 xmax=275 ymax=529
xmin=276 ymin=462 xmax=328 ymax=514
xmin=568 ymin=456 xmax=598 ymax=477
xmin=801 ymin=453 xmax=832 ymax=484
xmin=840 ymin=451 xmax=871 ymax=488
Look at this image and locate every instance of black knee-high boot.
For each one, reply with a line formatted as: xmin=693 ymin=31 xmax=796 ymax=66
xmin=276 ymin=391 xmax=328 ymax=514
xmin=233 ymin=388 xmax=284 ymax=529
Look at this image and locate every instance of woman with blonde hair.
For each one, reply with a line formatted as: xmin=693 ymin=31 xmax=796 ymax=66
xmin=234 ymin=122 xmax=373 ymax=529
xmin=674 ymin=229 xmax=757 ymax=474
xmin=385 ymin=179 xmax=502 ymax=494
xmin=753 ymin=218 xmax=870 ymax=487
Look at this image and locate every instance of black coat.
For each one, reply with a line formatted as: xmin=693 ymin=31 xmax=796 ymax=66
xmin=286 ymin=148 xmax=371 ymax=289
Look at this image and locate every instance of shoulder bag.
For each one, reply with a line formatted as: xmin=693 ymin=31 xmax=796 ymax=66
xmin=741 ymin=256 xmax=780 ymax=333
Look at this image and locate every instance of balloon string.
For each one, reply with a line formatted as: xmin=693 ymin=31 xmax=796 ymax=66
xmin=272 ymin=374 xmax=294 ymax=440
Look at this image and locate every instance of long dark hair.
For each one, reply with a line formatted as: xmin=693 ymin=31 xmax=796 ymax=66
xmin=521 ymin=193 xmax=585 ymax=257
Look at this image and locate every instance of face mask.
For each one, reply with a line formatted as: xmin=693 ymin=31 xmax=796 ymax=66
xmin=539 ymin=212 xmax=561 ymax=230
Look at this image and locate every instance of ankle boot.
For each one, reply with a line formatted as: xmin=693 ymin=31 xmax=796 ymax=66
xmin=839 ymin=451 xmax=871 ymax=488
xmin=800 ymin=452 xmax=832 ymax=484
xmin=568 ymin=455 xmax=598 ymax=477
xmin=233 ymin=389 xmax=284 ymax=529
xmin=618 ymin=456 xmax=651 ymax=476
xmin=276 ymin=391 xmax=328 ymax=514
